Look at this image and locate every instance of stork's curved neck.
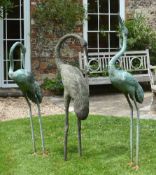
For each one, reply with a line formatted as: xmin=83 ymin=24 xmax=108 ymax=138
xmin=109 ymin=33 xmax=127 ymax=70
xmin=9 ymin=42 xmax=26 ymax=77
xmin=55 ymin=33 xmax=87 ymax=70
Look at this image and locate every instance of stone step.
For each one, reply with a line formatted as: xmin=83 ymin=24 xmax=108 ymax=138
xmin=0 ymin=88 xmax=22 ymax=97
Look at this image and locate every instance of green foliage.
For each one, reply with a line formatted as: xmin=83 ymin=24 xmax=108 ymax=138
xmin=0 ymin=0 xmax=12 ymax=9
xmin=32 ymin=0 xmax=86 ymax=57
xmin=1 ymin=115 xmax=156 ymax=174
xmin=0 ymin=0 xmax=13 ymax=18
xmin=125 ymin=14 xmax=156 ymax=52
xmin=33 ymin=0 xmax=85 ymax=37
xmin=89 ymin=69 xmax=109 ymax=77
xmin=41 ymin=74 xmax=64 ymax=92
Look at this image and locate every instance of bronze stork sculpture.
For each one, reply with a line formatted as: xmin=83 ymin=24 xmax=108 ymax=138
xmin=9 ymin=42 xmax=45 ymax=154
xmin=55 ymin=33 xmax=89 ymax=160
xmin=108 ymin=17 xmax=144 ymax=170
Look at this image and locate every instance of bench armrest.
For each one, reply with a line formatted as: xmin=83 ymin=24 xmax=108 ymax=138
xmin=148 ymin=65 xmax=156 ymax=86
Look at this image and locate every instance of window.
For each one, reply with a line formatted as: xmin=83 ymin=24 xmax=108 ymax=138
xmin=83 ymin=0 xmax=125 ymax=53
xmin=0 ymin=0 xmax=30 ymax=87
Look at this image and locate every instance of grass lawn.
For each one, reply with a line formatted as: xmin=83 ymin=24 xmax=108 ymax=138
xmin=0 ymin=114 xmax=156 ymax=175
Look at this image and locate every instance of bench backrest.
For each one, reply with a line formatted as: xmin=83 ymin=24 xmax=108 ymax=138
xmin=79 ymin=49 xmax=150 ymax=74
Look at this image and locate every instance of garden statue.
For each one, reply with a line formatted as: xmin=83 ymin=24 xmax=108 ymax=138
xmin=108 ymin=17 xmax=144 ymax=170
xmin=55 ymin=33 xmax=89 ymax=160
xmin=9 ymin=42 xmax=45 ymax=154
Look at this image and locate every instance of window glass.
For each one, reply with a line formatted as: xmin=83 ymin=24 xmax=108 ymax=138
xmin=99 ymin=0 xmax=108 ymax=13
xmin=7 ymin=0 xmax=20 ymax=18
xmin=99 ymin=15 xmax=108 ymax=31
xmin=110 ymin=33 xmax=119 ymax=48
xmin=7 ymin=20 xmax=20 ymax=39
xmin=110 ymin=15 xmax=118 ymax=30
xmin=110 ymin=0 xmax=119 ymax=13
xmin=88 ymin=0 xmax=98 ymax=13
xmin=88 ymin=15 xmax=98 ymax=31
xmin=88 ymin=33 xmax=98 ymax=48
xmin=99 ymin=33 xmax=108 ymax=48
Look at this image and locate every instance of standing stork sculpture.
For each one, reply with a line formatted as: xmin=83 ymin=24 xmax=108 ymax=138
xmin=108 ymin=17 xmax=144 ymax=170
xmin=9 ymin=42 xmax=45 ymax=154
xmin=55 ymin=33 xmax=89 ymax=161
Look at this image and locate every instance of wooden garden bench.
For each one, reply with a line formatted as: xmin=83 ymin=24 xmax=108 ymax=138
xmin=79 ymin=49 xmax=150 ymax=85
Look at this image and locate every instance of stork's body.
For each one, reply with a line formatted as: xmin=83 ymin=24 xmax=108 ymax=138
xmin=9 ymin=42 xmax=45 ymax=154
xmin=110 ymin=68 xmax=143 ymax=103
xmin=108 ymin=17 xmax=144 ymax=169
xmin=55 ymin=34 xmax=89 ymax=160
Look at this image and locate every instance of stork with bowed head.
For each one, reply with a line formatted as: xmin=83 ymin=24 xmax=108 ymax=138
xmin=55 ymin=33 xmax=89 ymax=161
xmin=108 ymin=17 xmax=144 ymax=170
xmin=9 ymin=42 xmax=45 ymax=154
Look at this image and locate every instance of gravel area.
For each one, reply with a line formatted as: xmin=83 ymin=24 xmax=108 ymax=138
xmin=0 ymin=92 xmax=156 ymax=121
xmin=0 ymin=96 xmax=64 ymax=121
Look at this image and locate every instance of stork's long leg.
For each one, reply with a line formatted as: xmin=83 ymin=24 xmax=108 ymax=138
xmin=36 ymin=97 xmax=45 ymax=153
xmin=133 ymin=97 xmax=140 ymax=168
xmin=25 ymin=96 xmax=36 ymax=153
xmin=125 ymin=94 xmax=133 ymax=165
xmin=64 ymin=93 xmax=71 ymax=161
xmin=77 ymin=118 xmax=82 ymax=157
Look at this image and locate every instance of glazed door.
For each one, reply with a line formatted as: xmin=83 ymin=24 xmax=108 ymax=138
xmin=0 ymin=0 xmax=30 ymax=87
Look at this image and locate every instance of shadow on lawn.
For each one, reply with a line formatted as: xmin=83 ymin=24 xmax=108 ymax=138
xmin=85 ymin=145 xmax=128 ymax=160
xmin=56 ymin=145 xmax=79 ymax=155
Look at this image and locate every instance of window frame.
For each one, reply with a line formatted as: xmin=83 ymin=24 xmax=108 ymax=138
xmin=83 ymin=0 xmax=125 ymax=53
xmin=0 ymin=0 xmax=31 ymax=88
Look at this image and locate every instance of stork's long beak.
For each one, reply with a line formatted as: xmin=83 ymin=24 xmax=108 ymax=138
xmin=84 ymin=45 xmax=88 ymax=60
xmin=118 ymin=15 xmax=124 ymax=26
xmin=118 ymin=15 xmax=128 ymax=36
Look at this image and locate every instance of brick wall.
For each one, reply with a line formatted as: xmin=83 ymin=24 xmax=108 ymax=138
xmin=31 ymin=0 xmax=57 ymax=82
xmin=30 ymin=0 xmax=83 ymax=83
xmin=30 ymin=0 xmax=156 ymax=83
xmin=126 ymin=0 xmax=156 ymax=27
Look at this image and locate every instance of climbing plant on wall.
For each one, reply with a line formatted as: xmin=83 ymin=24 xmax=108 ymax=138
xmin=33 ymin=0 xmax=86 ymax=58
xmin=0 ymin=0 xmax=13 ymax=17
xmin=33 ymin=0 xmax=85 ymax=37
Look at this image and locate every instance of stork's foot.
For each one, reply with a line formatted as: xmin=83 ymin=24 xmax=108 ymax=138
xmin=79 ymin=153 xmax=82 ymax=157
xmin=128 ymin=162 xmax=133 ymax=167
xmin=42 ymin=150 xmax=49 ymax=157
xmin=132 ymin=165 xmax=139 ymax=171
xmin=32 ymin=152 xmax=37 ymax=156
xmin=64 ymin=155 xmax=68 ymax=161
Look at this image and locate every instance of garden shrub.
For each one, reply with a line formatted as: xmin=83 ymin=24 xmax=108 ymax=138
xmin=125 ymin=14 xmax=156 ymax=64
xmin=41 ymin=73 xmax=64 ymax=95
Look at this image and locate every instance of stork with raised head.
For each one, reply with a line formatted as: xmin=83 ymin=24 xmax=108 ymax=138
xmin=9 ymin=42 xmax=45 ymax=154
xmin=55 ymin=33 xmax=89 ymax=161
xmin=108 ymin=17 xmax=144 ymax=170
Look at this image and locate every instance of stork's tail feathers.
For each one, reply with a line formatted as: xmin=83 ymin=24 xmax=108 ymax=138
xmin=27 ymin=82 xmax=42 ymax=104
xmin=135 ymin=84 xmax=144 ymax=104
xmin=54 ymin=33 xmax=87 ymax=70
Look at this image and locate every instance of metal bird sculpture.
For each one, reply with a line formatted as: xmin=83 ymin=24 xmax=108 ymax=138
xmin=55 ymin=33 xmax=89 ymax=160
xmin=108 ymin=17 xmax=144 ymax=170
xmin=9 ymin=42 xmax=45 ymax=154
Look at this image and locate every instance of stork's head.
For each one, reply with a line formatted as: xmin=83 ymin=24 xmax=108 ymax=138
xmin=118 ymin=16 xmax=128 ymax=36
xmin=79 ymin=37 xmax=87 ymax=48
xmin=74 ymin=97 xmax=89 ymax=120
